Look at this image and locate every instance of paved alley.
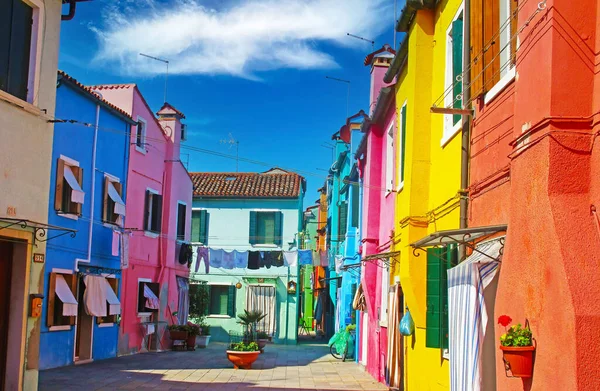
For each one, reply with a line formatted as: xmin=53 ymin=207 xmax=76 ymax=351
xmin=39 ymin=343 xmax=387 ymax=390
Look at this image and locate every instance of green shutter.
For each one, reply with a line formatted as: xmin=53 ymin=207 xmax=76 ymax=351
xmin=202 ymin=284 xmax=210 ymax=316
xmin=441 ymin=245 xmax=458 ymax=349
xmin=426 ymin=247 xmax=445 ymax=348
xmin=192 ymin=211 xmax=201 ymax=242
xmin=227 ymin=285 xmax=236 ymax=317
xmin=249 ymin=211 xmax=258 ymax=245
xmin=400 ymin=104 xmax=407 ymax=183
xmin=351 ymin=185 xmax=359 ymax=228
xmin=274 ymin=212 xmax=283 ymax=247
xmin=199 ymin=210 xmax=208 ymax=245
xmin=339 ymin=202 xmax=348 ymax=239
xmin=452 ymin=18 xmax=464 ymax=126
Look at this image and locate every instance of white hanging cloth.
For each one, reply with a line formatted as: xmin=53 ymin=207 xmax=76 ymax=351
xmin=143 ymin=284 xmax=160 ymax=309
xmin=83 ymin=275 xmax=107 ymax=317
xmin=55 ymin=274 xmax=78 ymax=316
xmin=103 ymin=278 xmax=121 ymax=315
xmin=63 ymin=165 xmax=85 ymax=204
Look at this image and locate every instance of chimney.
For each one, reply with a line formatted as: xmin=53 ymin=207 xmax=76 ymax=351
xmin=156 ymin=102 xmax=186 ymax=160
xmin=364 ymin=44 xmax=395 ymax=115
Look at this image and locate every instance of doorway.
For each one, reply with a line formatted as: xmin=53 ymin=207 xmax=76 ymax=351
xmin=75 ymin=276 xmax=93 ymax=363
xmin=0 ymin=240 xmax=13 ymax=390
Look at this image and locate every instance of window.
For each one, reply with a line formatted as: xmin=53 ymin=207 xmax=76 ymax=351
xmin=54 ymin=157 xmax=84 ymax=216
xmin=338 ymin=201 xmax=348 ymax=239
xmin=137 ymin=281 xmax=160 ymax=313
xmin=103 ymin=176 xmax=125 ymax=225
xmin=97 ymin=277 xmax=119 ymax=325
xmin=397 ymin=103 xmax=407 ymax=189
xmin=0 ymin=0 xmax=33 ymax=102
xmin=207 ymin=285 xmax=236 ymax=317
xmin=47 ymin=272 xmax=78 ymax=327
xmin=426 ymin=244 xmax=458 ymax=350
xmin=176 ymin=202 xmax=187 ymax=241
xmin=180 ymin=123 xmax=187 ymax=141
xmin=191 ymin=209 xmax=209 ymax=244
xmin=471 ymin=0 xmax=518 ymax=99
xmin=249 ymin=211 xmax=283 ymax=246
xmin=379 ymin=264 xmax=390 ymax=326
xmin=144 ymin=189 xmax=162 ymax=233
xmin=135 ymin=117 xmax=147 ymax=153
xmin=443 ymin=7 xmax=464 ymax=143
xmin=385 ymin=121 xmax=395 ymax=192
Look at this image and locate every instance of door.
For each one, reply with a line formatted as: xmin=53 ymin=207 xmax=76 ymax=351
xmin=0 ymin=241 xmax=13 ymax=389
xmin=75 ymin=276 xmax=93 ymax=362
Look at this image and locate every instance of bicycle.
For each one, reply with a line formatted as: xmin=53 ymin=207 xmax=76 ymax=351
xmin=329 ymin=328 xmax=355 ymax=362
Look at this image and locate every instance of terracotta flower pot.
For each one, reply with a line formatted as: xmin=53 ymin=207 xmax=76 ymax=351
xmin=258 ymin=339 xmax=268 ymax=353
xmin=226 ymin=350 xmax=260 ymax=369
xmin=186 ymin=335 xmax=197 ymax=350
xmin=169 ymin=330 xmax=188 ymax=340
xmin=500 ymin=345 xmax=535 ymax=377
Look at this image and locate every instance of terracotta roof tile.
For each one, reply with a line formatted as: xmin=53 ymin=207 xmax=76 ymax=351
xmin=363 ymin=44 xmax=396 ymax=66
xmin=190 ymin=169 xmax=304 ymax=198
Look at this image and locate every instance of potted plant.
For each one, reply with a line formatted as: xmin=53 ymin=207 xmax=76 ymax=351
xmin=236 ymin=310 xmax=267 ymax=339
xmin=498 ymin=315 xmax=535 ymax=378
xmin=196 ymin=323 xmax=211 ymax=348
xmin=186 ymin=323 xmax=201 ymax=351
xmin=189 ymin=282 xmax=212 ymax=347
xmin=167 ymin=325 xmax=188 ymax=350
xmin=257 ymin=331 xmax=270 ymax=353
xmin=226 ymin=341 xmax=260 ymax=369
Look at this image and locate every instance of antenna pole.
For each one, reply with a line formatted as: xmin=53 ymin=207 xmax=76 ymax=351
xmin=325 ymin=76 xmax=351 ymax=119
xmin=393 ymin=0 xmax=397 ymax=47
xmin=236 ymin=141 xmax=240 ymax=172
xmin=346 ymin=33 xmax=375 ymax=50
xmin=139 ymin=53 xmax=169 ymax=103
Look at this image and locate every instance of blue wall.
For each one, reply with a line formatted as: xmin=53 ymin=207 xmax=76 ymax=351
xmin=39 ymin=78 xmax=130 ymax=370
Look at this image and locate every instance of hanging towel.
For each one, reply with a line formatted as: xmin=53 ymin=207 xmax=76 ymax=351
xmin=298 ymin=250 xmax=313 ymax=266
xmin=312 ymin=251 xmax=320 ymax=266
xmin=272 ymin=251 xmax=284 ymax=267
xmin=196 ymin=247 xmax=209 ymax=273
xmin=179 ymin=243 xmax=193 ymax=265
xmin=335 ymin=255 xmax=344 ymax=274
xmin=233 ymin=250 xmax=248 ymax=269
xmin=209 ymin=248 xmax=224 ymax=268
xmin=83 ymin=275 xmax=108 ymax=317
xmin=143 ymin=284 xmax=160 ymax=310
xmin=320 ymin=251 xmax=329 ymax=267
xmin=120 ymin=232 xmax=130 ymax=270
xmin=112 ymin=231 xmax=120 ymax=256
xmin=260 ymin=251 xmax=272 ymax=269
xmin=222 ymin=250 xmax=235 ymax=269
xmin=283 ymin=251 xmax=298 ymax=267
xmin=248 ymin=251 xmax=261 ymax=270
xmin=146 ymin=324 xmax=155 ymax=336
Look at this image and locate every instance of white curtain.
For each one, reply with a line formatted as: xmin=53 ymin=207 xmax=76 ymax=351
xmin=83 ymin=275 xmax=107 ymax=317
xmin=246 ymin=285 xmax=276 ymax=336
xmin=176 ymin=276 xmax=189 ymax=325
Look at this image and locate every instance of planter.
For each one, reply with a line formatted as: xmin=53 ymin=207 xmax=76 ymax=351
xmin=196 ymin=335 xmax=211 ymax=348
xmin=169 ymin=330 xmax=188 ymax=341
xmin=226 ymin=350 xmax=260 ymax=369
xmin=186 ymin=335 xmax=197 ymax=350
xmin=258 ymin=339 xmax=268 ymax=353
xmin=500 ymin=345 xmax=535 ymax=377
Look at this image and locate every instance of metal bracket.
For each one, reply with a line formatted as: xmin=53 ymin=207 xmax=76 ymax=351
xmin=0 ymin=218 xmax=77 ymax=247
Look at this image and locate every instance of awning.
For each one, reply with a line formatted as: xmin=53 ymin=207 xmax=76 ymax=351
xmin=64 ymin=165 xmax=85 ymax=204
xmin=448 ymin=238 xmax=503 ymax=391
xmin=83 ymin=275 xmax=107 ymax=317
xmin=107 ymin=182 xmax=126 ymax=216
xmin=352 ymin=283 xmax=366 ymax=311
xmin=361 ymin=250 xmax=401 ymax=267
xmin=103 ymin=278 xmax=121 ymax=315
xmin=55 ymin=274 xmax=78 ymax=316
xmin=143 ymin=284 xmax=159 ymax=309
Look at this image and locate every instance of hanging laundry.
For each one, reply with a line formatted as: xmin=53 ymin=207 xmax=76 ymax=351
xmin=120 ymin=232 xmax=130 ymax=270
xmin=143 ymin=284 xmax=160 ymax=309
xmin=312 ymin=251 xmax=320 ymax=266
xmin=233 ymin=250 xmax=248 ymax=269
xmin=112 ymin=231 xmax=120 ymax=256
xmin=335 ymin=255 xmax=344 ymax=274
xmin=196 ymin=247 xmax=209 ymax=274
xmin=272 ymin=251 xmax=284 ymax=267
xmin=179 ymin=242 xmax=193 ymax=265
xmin=248 ymin=251 xmax=261 ymax=270
xmin=222 ymin=250 xmax=235 ymax=269
xmin=209 ymin=248 xmax=224 ymax=268
xmin=298 ymin=249 xmax=313 ymax=266
xmin=283 ymin=251 xmax=298 ymax=267
xmin=83 ymin=275 xmax=107 ymax=317
xmin=320 ymin=250 xmax=329 ymax=267
xmin=260 ymin=251 xmax=272 ymax=269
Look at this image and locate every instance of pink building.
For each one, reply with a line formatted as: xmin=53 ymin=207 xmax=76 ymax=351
xmin=90 ymin=84 xmax=193 ymax=354
xmin=357 ymin=45 xmax=397 ymax=383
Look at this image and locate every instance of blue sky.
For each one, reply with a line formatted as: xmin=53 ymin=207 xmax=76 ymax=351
xmin=59 ymin=0 xmax=402 ymax=206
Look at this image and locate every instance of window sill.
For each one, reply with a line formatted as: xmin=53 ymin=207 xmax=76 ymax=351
xmin=135 ymin=146 xmax=147 ymax=155
xmin=98 ymin=323 xmax=115 ymax=328
xmin=49 ymin=325 xmax=72 ymax=332
xmin=0 ymin=89 xmax=50 ymax=119
xmin=103 ymin=222 xmax=121 ymax=229
xmin=252 ymin=244 xmax=278 ymax=248
xmin=137 ymin=312 xmax=153 ymax=317
xmin=144 ymin=231 xmax=159 ymax=238
xmin=441 ymin=122 xmax=462 ymax=148
xmin=208 ymin=315 xmax=231 ymax=319
xmin=484 ymin=67 xmax=516 ymax=105
xmin=379 ymin=321 xmax=388 ymax=328
xmin=58 ymin=212 xmax=79 ymax=221
xmin=396 ymin=183 xmax=404 ymax=193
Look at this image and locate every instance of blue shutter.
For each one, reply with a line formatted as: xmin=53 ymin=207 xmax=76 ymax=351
xmin=249 ymin=211 xmax=258 ymax=245
xmin=274 ymin=212 xmax=283 ymax=247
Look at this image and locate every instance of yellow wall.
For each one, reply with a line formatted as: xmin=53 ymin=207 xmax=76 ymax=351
xmin=392 ymin=0 xmax=464 ymax=389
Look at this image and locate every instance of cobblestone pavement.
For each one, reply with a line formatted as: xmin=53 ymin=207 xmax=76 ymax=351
xmin=39 ymin=342 xmax=387 ymax=390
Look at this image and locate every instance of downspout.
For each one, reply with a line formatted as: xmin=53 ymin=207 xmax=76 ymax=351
xmin=459 ymin=0 xmax=471 ymax=258
xmin=77 ymin=97 xmax=100 ymax=271
xmin=61 ymin=0 xmax=77 ymax=21
xmin=157 ymin=170 xmax=167 ymax=284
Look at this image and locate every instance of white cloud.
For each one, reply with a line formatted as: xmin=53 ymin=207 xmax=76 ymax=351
xmin=92 ymin=0 xmax=390 ymax=78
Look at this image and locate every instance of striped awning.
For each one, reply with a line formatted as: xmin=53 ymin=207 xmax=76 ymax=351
xmin=448 ymin=238 xmax=503 ymax=391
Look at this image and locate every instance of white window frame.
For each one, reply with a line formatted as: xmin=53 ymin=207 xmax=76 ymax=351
xmin=175 ymin=200 xmax=187 ymax=243
xmin=135 ymin=116 xmax=147 ymax=154
xmin=58 ymin=155 xmax=82 ymax=221
xmin=385 ymin=120 xmax=395 ymax=194
xmin=137 ymin=278 xmax=154 ymax=317
xmin=103 ymin=173 xmax=124 ymax=228
xmin=396 ymin=101 xmax=407 ymax=192
xmin=442 ymin=3 xmax=465 ymax=147
xmin=484 ymin=0 xmax=516 ymax=105
xmin=48 ymin=268 xmax=75 ymax=332
xmin=379 ymin=263 xmax=390 ymax=327
xmin=252 ymin=209 xmax=282 ymax=247
xmin=144 ymin=187 xmax=160 ymax=237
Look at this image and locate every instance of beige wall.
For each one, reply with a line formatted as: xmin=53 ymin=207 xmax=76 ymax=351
xmin=0 ymin=1 xmax=62 ymax=390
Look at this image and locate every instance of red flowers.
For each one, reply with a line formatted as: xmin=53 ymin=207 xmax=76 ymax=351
xmin=498 ymin=315 xmax=512 ymax=327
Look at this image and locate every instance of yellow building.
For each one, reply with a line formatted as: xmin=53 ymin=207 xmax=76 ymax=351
xmin=387 ymin=0 xmax=466 ymax=389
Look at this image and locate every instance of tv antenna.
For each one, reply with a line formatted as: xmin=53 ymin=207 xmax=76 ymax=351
xmin=139 ymin=53 xmax=169 ymax=103
xmin=220 ymin=133 xmax=240 ymax=172
xmin=325 ymin=76 xmax=351 ymax=118
xmin=346 ymin=33 xmax=375 ymax=50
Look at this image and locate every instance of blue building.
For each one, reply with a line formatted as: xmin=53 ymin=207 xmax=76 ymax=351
xmin=39 ymin=71 xmax=135 ymax=369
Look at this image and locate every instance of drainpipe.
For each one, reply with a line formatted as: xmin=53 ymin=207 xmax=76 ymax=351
xmin=285 ymin=265 xmax=290 ymax=344
xmin=459 ymin=0 xmax=471 ymax=258
xmin=77 ymin=98 xmax=100 ymax=271
xmin=61 ymin=0 xmax=77 ymax=21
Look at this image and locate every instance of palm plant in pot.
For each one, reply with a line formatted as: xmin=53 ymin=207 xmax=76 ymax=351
xmin=236 ymin=310 xmax=267 ymax=342
xmin=498 ymin=315 xmax=535 ymax=377
xmin=226 ymin=341 xmax=260 ymax=369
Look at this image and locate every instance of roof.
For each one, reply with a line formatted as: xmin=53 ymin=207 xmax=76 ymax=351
xmin=57 ymin=71 xmax=135 ymax=124
xmin=383 ymin=36 xmax=409 ymax=83
xmin=90 ymin=83 xmax=136 ymax=91
xmin=364 ymin=44 xmax=396 ymax=66
xmin=157 ymin=102 xmax=186 ymax=119
xmin=190 ymin=168 xmax=305 ymax=198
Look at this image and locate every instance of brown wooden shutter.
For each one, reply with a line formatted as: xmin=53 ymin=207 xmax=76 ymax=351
xmin=143 ymin=190 xmax=151 ymax=231
xmin=103 ymin=177 xmax=110 ymax=222
xmin=510 ymin=0 xmax=518 ymax=65
xmin=66 ymin=274 xmax=77 ymax=325
xmin=74 ymin=166 xmax=83 ymax=215
xmin=98 ymin=278 xmax=119 ymax=324
xmin=470 ymin=0 xmax=484 ymax=98
xmin=47 ymin=272 xmax=57 ymax=327
xmin=483 ymin=0 xmax=501 ymax=92
xmin=55 ymin=159 xmax=65 ymax=211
